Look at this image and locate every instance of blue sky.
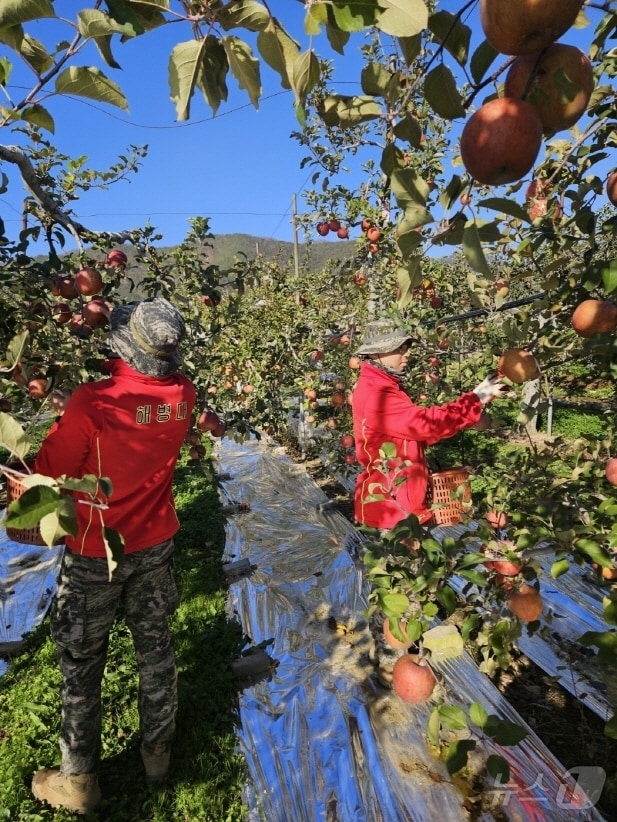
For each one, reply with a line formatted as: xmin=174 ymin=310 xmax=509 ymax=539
xmin=2 ymin=1 xmax=360 ymax=250
xmin=0 ymin=2 xmax=607 ymax=253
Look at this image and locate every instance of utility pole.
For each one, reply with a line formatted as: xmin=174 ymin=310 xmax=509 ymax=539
xmin=292 ymin=194 xmax=299 ymax=279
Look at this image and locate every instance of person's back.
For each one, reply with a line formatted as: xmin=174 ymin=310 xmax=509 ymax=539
xmin=35 ymin=357 xmax=195 ymax=555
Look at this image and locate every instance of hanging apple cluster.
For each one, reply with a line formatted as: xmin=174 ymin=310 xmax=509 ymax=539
xmin=460 ymin=0 xmax=592 ymax=186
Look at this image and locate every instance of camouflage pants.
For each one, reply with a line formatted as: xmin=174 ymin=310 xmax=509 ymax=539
xmin=49 ymin=538 xmax=179 ymax=775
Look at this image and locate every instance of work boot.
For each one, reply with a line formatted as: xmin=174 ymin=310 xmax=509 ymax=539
xmin=31 ymin=768 xmax=101 ymax=814
xmin=140 ymin=741 xmax=171 ymax=785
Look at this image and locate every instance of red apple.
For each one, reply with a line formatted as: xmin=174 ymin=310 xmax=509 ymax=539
xmin=391 ymin=655 xmax=437 ymax=703
xmin=51 ymin=302 xmax=72 ymax=324
xmin=429 ymin=295 xmax=443 ymax=309
xmin=505 ymin=44 xmax=593 ymax=134
xmin=82 ymin=298 xmax=111 ymax=329
xmin=316 ymin=222 xmax=330 ymax=236
xmin=106 ymin=249 xmax=128 ymax=267
xmin=607 ymin=172 xmax=617 ymax=207
xmin=340 ymin=434 xmax=354 ymax=448
xmin=69 ymin=313 xmax=93 ymax=338
xmin=28 ymin=377 xmax=48 ymax=399
xmin=480 ymin=0 xmax=585 ymax=55
xmin=460 ymin=98 xmax=543 ymax=186
xmin=328 ymin=219 xmax=341 ymax=232
xmin=605 ymin=458 xmax=617 ymax=486
xmin=197 ymin=410 xmax=223 ymax=432
xmin=75 ymin=267 xmax=103 ymax=297
xmin=52 ymin=275 xmax=78 ymax=300
xmin=336 ymin=226 xmax=349 ymax=239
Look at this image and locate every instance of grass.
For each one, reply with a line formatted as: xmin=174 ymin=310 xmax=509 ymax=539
xmin=0 ymin=447 xmax=247 ymax=821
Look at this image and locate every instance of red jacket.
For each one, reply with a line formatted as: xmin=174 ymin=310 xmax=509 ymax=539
xmin=35 ymin=359 xmax=196 ymax=557
xmin=352 ymin=361 xmax=482 ymax=530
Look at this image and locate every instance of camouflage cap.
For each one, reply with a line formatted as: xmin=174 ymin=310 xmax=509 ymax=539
xmin=108 ymin=297 xmax=185 ymax=377
xmin=355 ymin=319 xmax=412 ymax=355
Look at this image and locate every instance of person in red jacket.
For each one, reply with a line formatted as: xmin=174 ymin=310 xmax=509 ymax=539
xmin=30 ymin=297 xmax=213 ymax=814
xmin=352 ymin=318 xmax=507 ymax=531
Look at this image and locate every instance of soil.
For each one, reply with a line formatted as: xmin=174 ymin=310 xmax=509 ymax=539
xmin=281 ymin=437 xmax=617 ymax=820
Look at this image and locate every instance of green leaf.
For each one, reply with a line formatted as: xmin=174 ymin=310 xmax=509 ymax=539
xmin=361 ymin=60 xmax=392 ymax=98
xmin=19 ymin=32 xmax=52 ymax=74
xmin=397 ymin=34 xmax=421 ymax=66
xmin=470 ymin=38 xmax=498 ymax=84
xmin=391 ymin=167 xmax=430 ymax=207
xmin=330 ymin=0 xmax=377 ymax=32
xmin=196 ymin=35 xmax=229 ymax=114
xmin=424 ymin=64 xmax=465 ymax=119
xmin=376 ymin=0 xmax=428 ymax=37
xmin=445 ymin=739 xmax=476 ymax=774
xmin=319 ymin=93 xmax=381 ymax=128
xmin=219 ymin=0 xmax=271 ymax=32
xmin=379 ymin=591 xmax=411 ymax=616
xmin=574 ymin=538 xmax=613 ymax=568
xmin=169 ymin=39 xmax=207 ymax=121
xmin=436 ymin=704 xmax=467 ymax=730
xmin=290 ymin=48 xmax=319 ymax=109
xmin=392 ymin=113 xmax=423 ymax=148
xmin=469 ymin=701 xmax=488 ymax=728
xmin=0 ymin=23 xmax=24 ymax=52
xmin=486 ymin=754 xmax=510 ymax=783
xmin=21 ymin=103 xmax=54 ymax=134
xmin=435 ymin=584 xmax=457 ymax=614
xmin=324 ymin=23 xmax=350 ymax=55
xmin=0 ymin=0 xmax=54 ymax=27
xmin=0 ymin=412 xmax=31 ymax=460
xmin=550 ymin=557 xmax=570 ymax=578
xmin=55 ymin=66 xmax=129 ymax=111
xmin=5 ymin=484 xmax=64 ymax=529
xmin=427 ymin=706 xmax=441 ymax=746
xmin=257 ymin=19 xmax=299 ymax=91
xmin=305 ymin=1 xmax=328 ymax=35
xmin=600 ymin=259 xmax=617 ymax=294
xmin=423 ymin=624 xmax=464 ymax=660
xmin=477 ymin=196 xmax=530 ymax=221
xmin=222 ymin=35 xmax=261 ymax=109
xmin=483 ymin=715 xmax=528 ymax=745
xmin=103 ymin=527 xmax=125 ymax=581
xmin=428 ymin=11 xmax=470 ymax=66
xmin=462 ymin=223 xmax=491 ymax=275
xmin=61 ymin=474 xmax=101 ymax=496
xmin=0 ymin=330 xmax=28 ymax=371
xmin=39 ymin=496 xmax=77 ymax=547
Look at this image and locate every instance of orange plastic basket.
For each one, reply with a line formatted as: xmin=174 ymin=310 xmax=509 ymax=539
xmin=3 ymin=461 xmax=62 ymax=546
xmin=426 ymin=466 xmax=472 ymax=526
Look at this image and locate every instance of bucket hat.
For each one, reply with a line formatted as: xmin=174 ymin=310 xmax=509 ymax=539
xmin=355 ymin=319 xmax=413 ymax=355
xmin=108 ymin=297 xmax=185 ymax=377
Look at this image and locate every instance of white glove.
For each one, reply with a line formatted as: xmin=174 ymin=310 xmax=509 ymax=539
xmin=472 ymin=372 xmax=508 ymax=405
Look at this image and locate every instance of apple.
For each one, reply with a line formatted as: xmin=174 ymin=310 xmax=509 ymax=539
xmin=106 ymin=249 xmax=128 ymax=267
xmin=607 ymin=172 xmax=617 ymax=207
xmin=505 ymin=44 xmax=593 ymax=134
xmin=331 ymin=391 xmax=346 ymax=407
xmin=316 ymin=221 xmax=330 ymax=236
xmin=340 ymin=434 xmax=354 ymax=448
xmin=344 ymin=453 xmax=356 ymax=465
xmin=367 ymin=242 xmax=380 ymax=254
xmin=75 ymin=266 xmax=103 ymax=297
xmin=460 ymin=192 xmax=472 ymax=206
xmin=486 ymin=509 xmax=509 ymax=529
xmin=460 ymin=97 xmax=543 ymax=186
xmin=304 ymin=388 xmax=317 ymax=400
xmin=383 ymin=618 xmax=413 ymax=650
xmin=428 ymin=356 xmax=440 ymax=367
xmin=82 ymin=298 xmax=111 ymax=329
xmin=366 ymin=226 xmax=382 ymax=242
xmin=348 ymin=356 xmax=361 ymax=370
xmin=571 ymin=299 xmax=617 ymax=338
xmin=52 ymin=275 xmax=77 ymax=299
xmin=506 ymin=584 xmax=543 ymax=622
xmin=51 ymin=302 xmax=72 ymax=324
xmin=28 ymin=377 xmax=48 ymax=399
xmin=605 ymin=458 xmax=617 ymax=486
xmin=328 ymin=219 xmax=341 ymax=232
xmin=188 ymin=443 xmax=206 ymax=460
xmin=69 ymin=313 xmax=93 ymax=338
xmin=360 ymin=218 xmax=372 ymax=232
xmin=310 ymin=349 xmax=325 ymax=362
xmin=197 ymin=410 xmax=224 ymax=433
xmin=494 ymin=278 xmax=510 ymax=297
xmin=498 ymin=348 xmax=540 ymax=383
xmin=391 ymin=654 xmax=437 ymax=703
xmin=479 ymin=0 xmax=585 ymax=55
xmin=429 ymin=295 xmax=443 ymax=309
xmin=336 ymin=226 xmax=349 ymax=239
xmin=201 ymin=292 xmax=221 ymax=307
xmin=354 ymin=271 xmax=367 ymax=286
